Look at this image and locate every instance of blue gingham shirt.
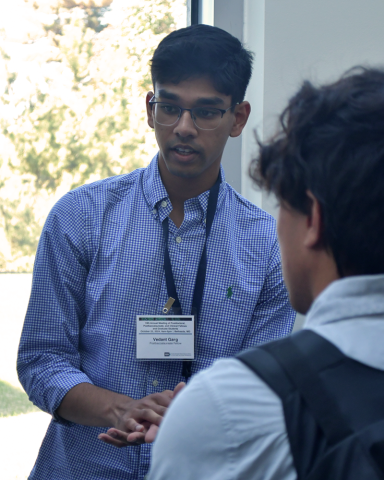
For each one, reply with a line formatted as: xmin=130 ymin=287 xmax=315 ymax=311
xmin=18 ymin=154 xmax=295 ymax=480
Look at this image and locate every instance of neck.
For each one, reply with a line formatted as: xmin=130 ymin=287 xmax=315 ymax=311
xmin=158 ymin=156 xmax=220 ymax=228
xmin=308 ymin=252 xmax=340 ymax=310
xmin=165 ymin=174 xmax=219 ymax=204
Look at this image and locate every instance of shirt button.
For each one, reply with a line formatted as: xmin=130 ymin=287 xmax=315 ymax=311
xmin=176 ymin=236 xmax=182 ymax=244
xmin=152 ymin=209 xmax=157 ymax=215
xmin=161 ymin=200 xmax=167 ymax=208
xmin=204 ymin=218 xmax=207 ymax=223
xmin=152 ymin=380 xmax=158 ymax=387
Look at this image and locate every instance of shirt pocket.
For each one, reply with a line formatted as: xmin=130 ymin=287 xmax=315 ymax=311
xmin=196 ymin=277 xmax=264 ymax=357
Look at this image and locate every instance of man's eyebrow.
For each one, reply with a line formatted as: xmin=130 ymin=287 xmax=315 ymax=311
xmin=156 ymin=89 xmax=180 ymax=101
xmin=195 ymin=97 xmax=225 ymax=106
xmin=156 ymin=90 xmax=225 ymax=106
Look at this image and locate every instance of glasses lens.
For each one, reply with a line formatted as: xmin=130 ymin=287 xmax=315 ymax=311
xmin=192 ymin=107 xmax=222 ymax=130
xmin=152 ymin=103 xmax=223 ymax=130
xmin=153 ymin=103 xmax=181 ymax=126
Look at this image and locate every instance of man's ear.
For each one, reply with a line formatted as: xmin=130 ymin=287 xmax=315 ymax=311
xmin=146 ymin=91 xmax=155 ymax=129
xmin=304 ymin=190 xmax=323 ymax=249
xmin=229 ymin=101 xmax=251 ymax=138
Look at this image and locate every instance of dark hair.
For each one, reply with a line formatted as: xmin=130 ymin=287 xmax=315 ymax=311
xmin=151 ymin=24 xmax=253 ymax=105
xmin=250 ymin=66 xmax=384 ymax=276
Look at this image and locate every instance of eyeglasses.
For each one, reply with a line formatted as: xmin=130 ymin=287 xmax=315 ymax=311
xmin=149 ymin=95 xmax=237 ymax=131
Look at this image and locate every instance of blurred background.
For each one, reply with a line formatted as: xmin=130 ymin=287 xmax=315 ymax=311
xmin=0 ymin=0 xmax=186 ymax=273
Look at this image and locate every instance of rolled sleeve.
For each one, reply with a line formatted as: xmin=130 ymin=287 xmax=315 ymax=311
xmin=17 ymin=191 xmax=93 ymax=422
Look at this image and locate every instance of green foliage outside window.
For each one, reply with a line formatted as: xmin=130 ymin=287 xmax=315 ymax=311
xmin=0 ymin=0 xmax=186 ymax=272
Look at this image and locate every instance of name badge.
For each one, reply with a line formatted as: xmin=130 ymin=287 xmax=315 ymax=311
xmin=136 ymin=315 xmax=195 ymax=361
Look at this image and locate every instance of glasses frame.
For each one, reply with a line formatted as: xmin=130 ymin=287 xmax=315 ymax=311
xmin=149 ymin=95 xmax=238 ymax=131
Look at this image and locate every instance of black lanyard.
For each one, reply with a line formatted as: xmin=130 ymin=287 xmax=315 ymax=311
xmin=162 ymin=174 xmax=221 ymax=379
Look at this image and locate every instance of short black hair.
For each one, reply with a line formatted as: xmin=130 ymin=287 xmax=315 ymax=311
xmin=250 ymin=66 xmax=384 ymax=276
xmin=151 ymin=24 xmax=253 ymax=105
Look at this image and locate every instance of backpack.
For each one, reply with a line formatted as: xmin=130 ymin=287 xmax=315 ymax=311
xmin=236 ymin=329 xmax=384 ymax=480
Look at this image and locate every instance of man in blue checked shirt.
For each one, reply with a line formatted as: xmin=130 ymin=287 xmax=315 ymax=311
xmin=17 ymin=24 xmax=295 ymax=480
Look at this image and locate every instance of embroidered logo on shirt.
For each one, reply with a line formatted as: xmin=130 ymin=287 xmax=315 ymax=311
xmin=226 ymin=286 xmax=233 ymax=299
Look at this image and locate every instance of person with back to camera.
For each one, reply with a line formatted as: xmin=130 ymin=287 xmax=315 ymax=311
xmin=17 ymin=24 xmax=295 ymax=480
xmin=148 ymin=66 xmax=384 ymax=480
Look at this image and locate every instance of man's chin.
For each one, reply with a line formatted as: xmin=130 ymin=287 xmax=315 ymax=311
xmin=166 ymin=166 xmax=201 ymax=179
xmin=163 ymin=157 xmax=204 ymax=179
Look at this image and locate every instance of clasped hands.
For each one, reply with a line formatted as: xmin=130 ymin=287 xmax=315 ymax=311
xmin=98 ymin=382 xmax=185 ymax=448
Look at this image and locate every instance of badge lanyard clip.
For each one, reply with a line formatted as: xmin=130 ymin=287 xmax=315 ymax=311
xmin=163 ymin=297 xmax=175 ymax=314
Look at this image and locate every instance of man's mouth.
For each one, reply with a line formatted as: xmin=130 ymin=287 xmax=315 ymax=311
xmin=171 ymin=145 xmax=198 ymax=156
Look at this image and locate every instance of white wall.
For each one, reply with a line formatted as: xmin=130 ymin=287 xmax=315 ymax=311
xmin=213 ymin=0 xmax=245 ymax=193
xmin=241 ymin=0 xmax=265 ymax=207
xmin=242 ymin=0 xmax=384 ymax=216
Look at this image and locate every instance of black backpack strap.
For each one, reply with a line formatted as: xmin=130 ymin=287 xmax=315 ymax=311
xmin=368 ymin=421 xmax=384 ymax=475
xmin=237 ymin=345 xmax=294 ymax=399
xmin=238 ymin=330 xmax=353 ymax=445
xmin=263 ymin=330 xmax=353 ymax=444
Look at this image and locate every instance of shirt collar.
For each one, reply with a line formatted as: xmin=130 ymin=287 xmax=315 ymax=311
xmin=193 ymin=166 xmax=226 ymax=215
xmin=304 ymin=274 xmax=384 ymax=328
xmin=143 ymin=153 xmax=169 ymax=211
xmin=143 ymin=153 xmax=227 ymax=219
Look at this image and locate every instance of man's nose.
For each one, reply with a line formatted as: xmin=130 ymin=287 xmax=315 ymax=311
xmin=173 ymin=109 xmax=197 ymax=136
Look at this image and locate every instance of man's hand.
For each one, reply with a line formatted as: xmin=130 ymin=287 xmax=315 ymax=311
xmin=57 ymin=383 xmax=175 ymax=445
xmin=98 ymin=423 xmax=159 ymax=447
xmin=98 ymin=381 xmax=186 ymax=447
